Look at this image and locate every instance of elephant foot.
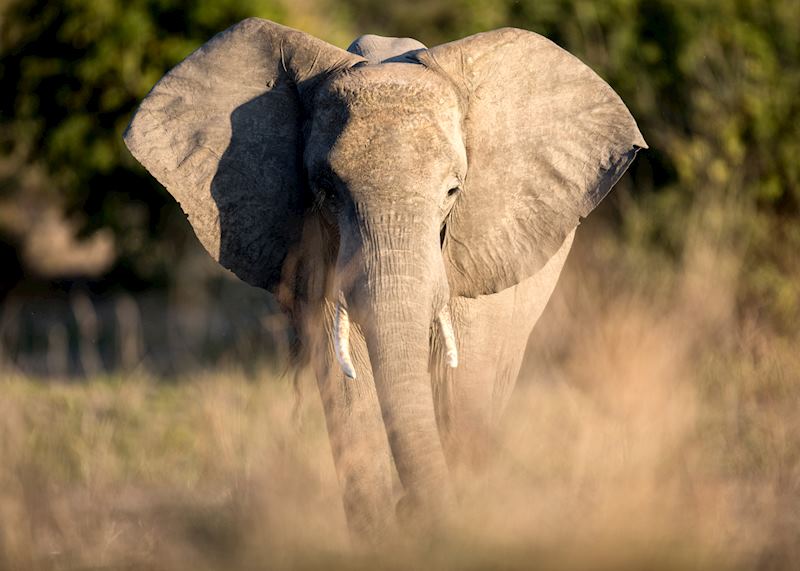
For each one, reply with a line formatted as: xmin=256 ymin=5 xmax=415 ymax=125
xmin=395 ymin=486 xmax=454 ymax=533
xmin=395 ymin=493 xmax=416 ymax=529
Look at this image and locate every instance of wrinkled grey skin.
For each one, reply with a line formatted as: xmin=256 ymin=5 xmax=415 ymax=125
xmin=124 ymin=18 xmax=646 ymax=540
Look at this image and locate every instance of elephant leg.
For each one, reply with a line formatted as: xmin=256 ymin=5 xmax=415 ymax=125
xmin=433 ymin=231 xmax=575 ymax=476
xmin=311 ymin=299 xmax=396 ymax=541
xmin=434 ymin=291 xmax=527 ymax=475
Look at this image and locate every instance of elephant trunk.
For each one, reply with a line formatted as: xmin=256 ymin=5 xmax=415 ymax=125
xmin=344 ymin=211 xmax=453 ymax=511
xmin=365 ymin=282 xmax=452 ymax=509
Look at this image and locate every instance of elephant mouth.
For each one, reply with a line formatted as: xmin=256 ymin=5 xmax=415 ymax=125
xmin=332 ymin=290 xmax=458 ymax=379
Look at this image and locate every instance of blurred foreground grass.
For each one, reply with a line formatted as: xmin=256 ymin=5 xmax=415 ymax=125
xmin=2 ymin=242 xmax=800 ymax=570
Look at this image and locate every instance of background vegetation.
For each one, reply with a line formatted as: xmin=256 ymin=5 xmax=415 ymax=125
xmin=2 ymin=0 xmax=798 ymax=327
xmin=0 ymin=0 xmax=798 ymax=569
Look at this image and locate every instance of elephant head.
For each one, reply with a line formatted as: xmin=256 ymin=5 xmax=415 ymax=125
xmin=125 ymin=18 xmax=645 ymax=509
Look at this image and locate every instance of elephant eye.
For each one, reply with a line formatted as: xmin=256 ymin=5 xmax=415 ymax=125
xmin=311 ymin=177 xmax=340 ymax=216
xmin=447 ymin=187 xmax=460 ymax=197
xmin=314 ymin=177 xmax=337 ymax=202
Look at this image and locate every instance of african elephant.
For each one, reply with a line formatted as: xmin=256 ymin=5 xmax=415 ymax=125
xmin=124 ymin=18 xmax=646 ymax=539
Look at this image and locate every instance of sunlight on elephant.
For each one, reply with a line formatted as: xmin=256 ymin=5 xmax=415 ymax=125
xmin=124 ymin=18 xmax=646 ymax=541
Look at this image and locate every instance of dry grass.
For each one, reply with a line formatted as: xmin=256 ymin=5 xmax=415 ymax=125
xmin=2 ymin=226 xmax=799 ymax=570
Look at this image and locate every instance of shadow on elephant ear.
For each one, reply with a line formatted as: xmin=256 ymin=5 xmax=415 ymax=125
xmin=210 ymin=92 xmax=353 ymax=367
xmin=210 ymin=92 xmax=309 ymax=294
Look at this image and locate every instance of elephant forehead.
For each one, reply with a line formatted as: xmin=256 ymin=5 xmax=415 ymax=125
xmin=313 ymin=67 xmax=463 ymax=176
xmin=322 ymin=62 xmax=459 ymax=108
xmin=329 ymin=113 xmax=457 ymax=181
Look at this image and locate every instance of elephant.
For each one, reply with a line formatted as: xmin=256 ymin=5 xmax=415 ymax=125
xmin=124 ymin=18 xmax=646 ymax=539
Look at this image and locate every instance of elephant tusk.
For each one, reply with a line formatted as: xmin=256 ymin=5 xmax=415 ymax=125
xmin=437 ymin=307 xmax=459 ymax=368
xmin=334 ymin=298 xmax=357 ymax=379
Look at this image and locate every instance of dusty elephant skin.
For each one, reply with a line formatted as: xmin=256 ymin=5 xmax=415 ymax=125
xmin=124 ymin=17 xmax=646 ymax=541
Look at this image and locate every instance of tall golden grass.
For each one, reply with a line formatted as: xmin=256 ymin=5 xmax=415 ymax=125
xmin=1 ymin=211 xmax=799 ymax=570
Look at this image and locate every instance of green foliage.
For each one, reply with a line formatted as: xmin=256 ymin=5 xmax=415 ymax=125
xmin=1 ymin=0 xmax=798 ymax=326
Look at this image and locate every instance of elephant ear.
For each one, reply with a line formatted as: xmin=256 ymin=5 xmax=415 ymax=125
xmin=419 ymin=28 xmax=646 ymax=297
xmin=124 ymin=18 xmax=363 ymax=291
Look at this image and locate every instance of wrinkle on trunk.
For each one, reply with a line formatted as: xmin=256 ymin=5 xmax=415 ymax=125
xmin=364 ymin=280 xmax=451 ymax=505
xmin=354 ymin=212 xmax=453 ymax=509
